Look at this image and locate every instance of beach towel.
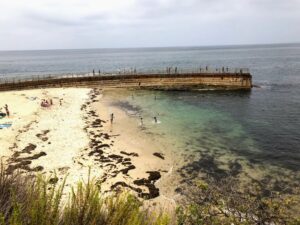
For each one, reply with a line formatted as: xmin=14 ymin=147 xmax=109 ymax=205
xmin=0 ymin=123 xmax=12 ymax=129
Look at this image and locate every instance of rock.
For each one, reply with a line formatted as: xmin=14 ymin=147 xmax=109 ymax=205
xmin=120 ymin=165 xmax=136 ymax=175
xmin=147 ymin=171 xmax=161 ymax=182
xmin=153 ymin=152 xmax=165 ymax=160
xmin=21 ymin=143 xmax=37 ymax=154
xmin=120 ymin=151 xmax=139 ymax=157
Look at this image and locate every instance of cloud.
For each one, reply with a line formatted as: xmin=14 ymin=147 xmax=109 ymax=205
xmin=0 ymin=0 xmax=299 ymax=50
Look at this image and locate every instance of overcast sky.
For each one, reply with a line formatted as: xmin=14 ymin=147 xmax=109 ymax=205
xmin=0 ymin=0 xmax=299 ymax=50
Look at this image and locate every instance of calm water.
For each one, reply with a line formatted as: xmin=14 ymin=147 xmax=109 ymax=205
xmin=1 ymin=44 xmax=300 ymax=190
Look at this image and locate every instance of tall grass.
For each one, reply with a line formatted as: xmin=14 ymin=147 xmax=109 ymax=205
xmin=3 ymin=164 xmax=298 ymax=225
xmin=0 ymin=165 xmax=169 ymax=225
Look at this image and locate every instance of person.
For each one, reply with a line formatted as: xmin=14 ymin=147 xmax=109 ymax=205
xmin=154 ymin=116 xmax=157 ymax=123
xmin=98 ymin=70 xmax=101 ymax=75
xmin=93 ymin=69 xmax=95 ymax=76
xmin=140 ymin=117 xmax=143 ymax=126
xmin=4 ymin=104 xmax=9 ymax=117
xmin=110 ymin=113 xmax=114 ymax=124
xmin=0 ymin=107 xmax=5 ymax=118
xmin=50 ymin=99 xmax=53 ymax=105
xmin=41 ymin=100 xmax=48 ymax=107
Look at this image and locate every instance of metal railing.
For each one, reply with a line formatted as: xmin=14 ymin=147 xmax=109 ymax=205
xmin=0 ymin=67 xmax=250 ymax=85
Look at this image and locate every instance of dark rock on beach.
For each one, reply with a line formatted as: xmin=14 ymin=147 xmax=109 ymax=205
xmin=14 ymin=151 xmax=46 ymax=162
xmin=153 ymin=152 xmax=165 ymax=160
xmin=120 ymin=151 xmax=139 ymax=157
xmin=120 ymin=165 xmax=136 ymax=175
xmin=147 ymin=171 xmax=161 ymax=181
xmin=88 ymin=148 xmax=104 ymax=156
xmin=111 ymin=182 xmax=142 ymax=193
xmin=21 ymin=143 xmax=37 ymax=154
xmin=133 ymin=171 xmax=161 ymax=199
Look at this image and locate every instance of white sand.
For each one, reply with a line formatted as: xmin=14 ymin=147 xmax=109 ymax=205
xmin=0 ymin=87 xmax=178 ymax=210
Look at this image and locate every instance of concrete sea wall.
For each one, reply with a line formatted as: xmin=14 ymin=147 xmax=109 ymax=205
xmin=0 ymin=73 xmax=252 ymax=91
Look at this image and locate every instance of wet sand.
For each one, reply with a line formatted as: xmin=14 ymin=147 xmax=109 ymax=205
xmin=0 ymin=87 xmax=179 ymax=210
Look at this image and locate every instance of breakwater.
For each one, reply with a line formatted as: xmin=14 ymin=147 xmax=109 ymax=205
xmin=0 ymin=69 xmax=252 ymax=91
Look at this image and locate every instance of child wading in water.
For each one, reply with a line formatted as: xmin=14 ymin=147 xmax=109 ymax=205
xmin=140 ymin=117 xmax=143 ymax=126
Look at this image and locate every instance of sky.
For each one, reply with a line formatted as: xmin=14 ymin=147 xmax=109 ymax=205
xmin=0 ymin=0 xmax=300 ymax=50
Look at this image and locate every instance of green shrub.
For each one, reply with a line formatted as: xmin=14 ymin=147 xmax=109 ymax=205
xmin=175 ymin=178 xmax=300 ymax=225
xmin=0 ymin=165 xmax=168 ymax=225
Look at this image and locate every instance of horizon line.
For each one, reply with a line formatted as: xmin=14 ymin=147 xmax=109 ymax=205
xmin=0 ymin=41 xmax=299 ymax=52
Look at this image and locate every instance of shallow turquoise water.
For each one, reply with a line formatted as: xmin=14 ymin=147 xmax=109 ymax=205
xmin=110 ymin=89 xmax=300 ymax=193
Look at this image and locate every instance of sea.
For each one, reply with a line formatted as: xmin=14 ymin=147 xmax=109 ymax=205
xmin=0 ymin=43 xmax=299 ymax=194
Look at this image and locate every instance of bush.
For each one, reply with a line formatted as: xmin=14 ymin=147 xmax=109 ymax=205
xmin=0 ymin=165 xmax=169 ymax=225
xmin=176 ymin=178 xmax=300 ymax=225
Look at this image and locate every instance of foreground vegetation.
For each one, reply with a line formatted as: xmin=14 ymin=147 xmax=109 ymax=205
xmin=0 ymin=166 xmax=169 ymax=225
xmin=177 ymin=178 xmax=300 ymax=225
xmin=0 ymin=165 xmax=299 ymax=225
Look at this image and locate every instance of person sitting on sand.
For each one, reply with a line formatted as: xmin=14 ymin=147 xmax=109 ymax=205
xmin=0 ymin=107 xmax=6 ymax=118
xmin=41 ymin=99 xmax=50 ymax=108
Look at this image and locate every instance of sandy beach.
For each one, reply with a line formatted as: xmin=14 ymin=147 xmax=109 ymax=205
xmin=0 ymin=87 xmax=179 ymax=210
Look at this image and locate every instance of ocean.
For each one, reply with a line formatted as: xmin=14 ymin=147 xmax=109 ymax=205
xmin=1 ymin=43 xmax=300 ymax=192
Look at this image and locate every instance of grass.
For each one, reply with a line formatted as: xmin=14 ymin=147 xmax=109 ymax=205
xmin=1 ymin=164 xmax=299 ymax=225
xmin=0 ymin=165 xmax=169 ymax=225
